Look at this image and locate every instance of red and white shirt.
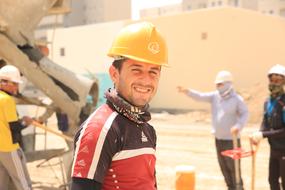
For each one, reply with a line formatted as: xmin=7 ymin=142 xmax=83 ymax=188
xmin=71 ymin=103 xmax=157 ymax=190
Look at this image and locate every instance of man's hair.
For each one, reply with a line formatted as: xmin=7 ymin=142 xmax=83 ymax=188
xmin=112 ymin=59 xmax=126 ymax=72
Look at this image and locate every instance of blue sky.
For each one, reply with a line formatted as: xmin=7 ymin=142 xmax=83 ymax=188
xmin=132 ymin=0 xmax=182 ymax=19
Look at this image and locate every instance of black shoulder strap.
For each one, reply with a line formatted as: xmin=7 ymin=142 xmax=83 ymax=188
xmin=278 ymin=95 xmax=285 ymax=124
xmin=277 ymin=95 xmax=285 ymax=108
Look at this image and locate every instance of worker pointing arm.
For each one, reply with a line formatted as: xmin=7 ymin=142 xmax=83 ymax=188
xmin=177 ymin=70 xmax=248 ymax=190
xmin=177 ymin=85 xmax=214 ymax=102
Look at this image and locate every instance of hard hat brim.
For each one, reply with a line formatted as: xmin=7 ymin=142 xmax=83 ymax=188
xmin=0 ymin=76 xmax=23 ymax=84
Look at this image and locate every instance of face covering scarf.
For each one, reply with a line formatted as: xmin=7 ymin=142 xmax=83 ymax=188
xmin=105 ymin=88 xmax=151 ymax=124
xmin=269 ymin=84 xmax=284 ymax=98
xmin=217 ymin=82 xmax=233 ymax=99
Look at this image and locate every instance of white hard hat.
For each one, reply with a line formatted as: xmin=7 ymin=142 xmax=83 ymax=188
xmin=0 ymin=65 xmax=23 ymax=83
xmin=268 ymin=64 xmax=285 ymax=77
xmin=214 ymin=70 xmax=233 ymax=84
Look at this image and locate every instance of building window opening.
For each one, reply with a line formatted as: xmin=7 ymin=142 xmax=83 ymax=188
xmin=60 ymin=47 xmax=65 ymax=56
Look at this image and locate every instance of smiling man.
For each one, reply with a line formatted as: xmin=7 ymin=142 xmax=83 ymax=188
xmin=71 ymin=22 xmax=168 ymax=190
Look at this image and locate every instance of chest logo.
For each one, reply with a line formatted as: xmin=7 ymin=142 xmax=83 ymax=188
xmin=141 ymin=131 xmax=148 ymax=142
xmin=81 ymin=146 xmax=89 ymax=153
xmin=77 ymin=159 xmax=86 ymax=167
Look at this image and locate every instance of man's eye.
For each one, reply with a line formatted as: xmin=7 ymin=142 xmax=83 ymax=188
xmin=132 ymin=69 xmax=141 ymax=73
xmin=150 ymin=70 xmax=159 ymax=76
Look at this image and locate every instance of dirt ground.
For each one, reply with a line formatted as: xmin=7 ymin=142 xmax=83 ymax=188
xmin=152 ymin=112 xmax=270 ymax=190
xmin=25 ymin=110 xmax=270 ymax=190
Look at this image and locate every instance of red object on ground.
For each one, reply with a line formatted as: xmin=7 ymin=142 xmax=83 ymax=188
xmin=221 ymin=148 xmax=253 ymax=160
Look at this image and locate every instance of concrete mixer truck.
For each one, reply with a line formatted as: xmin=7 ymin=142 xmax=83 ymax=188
xmin=0 ymin=1 xmax=99 ymax=188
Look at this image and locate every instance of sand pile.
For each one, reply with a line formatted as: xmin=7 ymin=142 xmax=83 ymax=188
xmin=152 ymin=111 xmax=211 ymax=125
xmin=239 ymin=83 xmax=268 ymax=124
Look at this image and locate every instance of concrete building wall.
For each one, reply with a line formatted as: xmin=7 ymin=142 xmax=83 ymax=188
xmin=182 ymin=0 xmax=257 ymax=10
xmin=148 ymin=7 xmax=285 ymax=111
xmin=36 ymin=0 xmax=131 ymax=41
xmin=63 ymin=0 xmax=85 ymax=26
xmin=258 ymin=0 xmax=284 ymax=16
xmin=143 ymin=0 xmax=285 ymax=18
xmin=183 ymin=0 xmax=208 ymax=11
xmin=83 ymin=0 xmax=131 ymax=23
xmin=140 ymin=4 xmax=182 ymax=18
xmin=47 ymin=21 xmax=124 ymax=74
xmin=102 ymin=0 xmax=131 ymax=22
xmin=64 ymin=0 xmax=131 ymax=25
xmin=208 ymin=0 xmax=228 ymax=7
xmin=85 ymin=0 xmax=104 ymax=23
xmin=35 ymin=15 xmax=64 ymax=40
xmin=47 ymin=8 xmax=285 ymax=111
xmin=240 ymin=0 xmax=258 ymax=10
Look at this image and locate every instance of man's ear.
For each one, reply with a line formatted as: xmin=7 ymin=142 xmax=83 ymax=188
xmin=109 ymin=65 xmax=119 ymax=84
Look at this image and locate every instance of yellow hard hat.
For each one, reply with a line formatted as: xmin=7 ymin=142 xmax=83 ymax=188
xmin=108 ymin=22 xmax=168 ymax=66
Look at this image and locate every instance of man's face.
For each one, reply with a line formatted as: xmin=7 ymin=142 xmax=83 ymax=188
xmin=0 ymin=79 xmax=19 ymax=95
xmin=109 ymin=59 xmax=161 ymax=107
xmin=269 ymin=74 xmax=285 ymax=85
xmin=216 ymin=83 xmax=224 ymax=89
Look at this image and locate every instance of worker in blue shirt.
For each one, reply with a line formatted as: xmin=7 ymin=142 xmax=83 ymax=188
xmin=250 ymin=64 xmax=285 ymax=190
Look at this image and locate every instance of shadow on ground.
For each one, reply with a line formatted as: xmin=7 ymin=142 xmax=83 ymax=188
xmin=32 ymin=181 xmax=70 ymax=190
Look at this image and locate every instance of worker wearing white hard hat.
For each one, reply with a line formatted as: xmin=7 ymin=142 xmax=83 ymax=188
xmin=250 ymin=64 xmax=285 ymax=190
xmin=214 ymin=70 xmax=234 ymax=100
xmin=177 ymin=70 xmax=248 ymax=189
xmin=0 ymin=65 xmax=33 ymax=190
xmin=0 ymin=65 xmax=23 ymax=84
xmin=268 ymin=64 xmax=285 ymax=77
xmin=214 ymin=70 xmax=233 ymax=84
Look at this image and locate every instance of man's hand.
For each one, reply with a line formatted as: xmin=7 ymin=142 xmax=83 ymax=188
xmin=230 ymin=126 xmax=239 ymax=136
xmin=35 ymin=116 xmax=45 ymax=124
xmin=177 ymin=86 xmax=188 ymax=94
xmin=249 ymin=131 xmax=263 ymax=145
xmin=21 ymin=116 xmax=33 ymax=126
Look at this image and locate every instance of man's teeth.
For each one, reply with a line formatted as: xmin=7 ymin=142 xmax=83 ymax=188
xmin=135 ymin=87 xmax=150 ymax=92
